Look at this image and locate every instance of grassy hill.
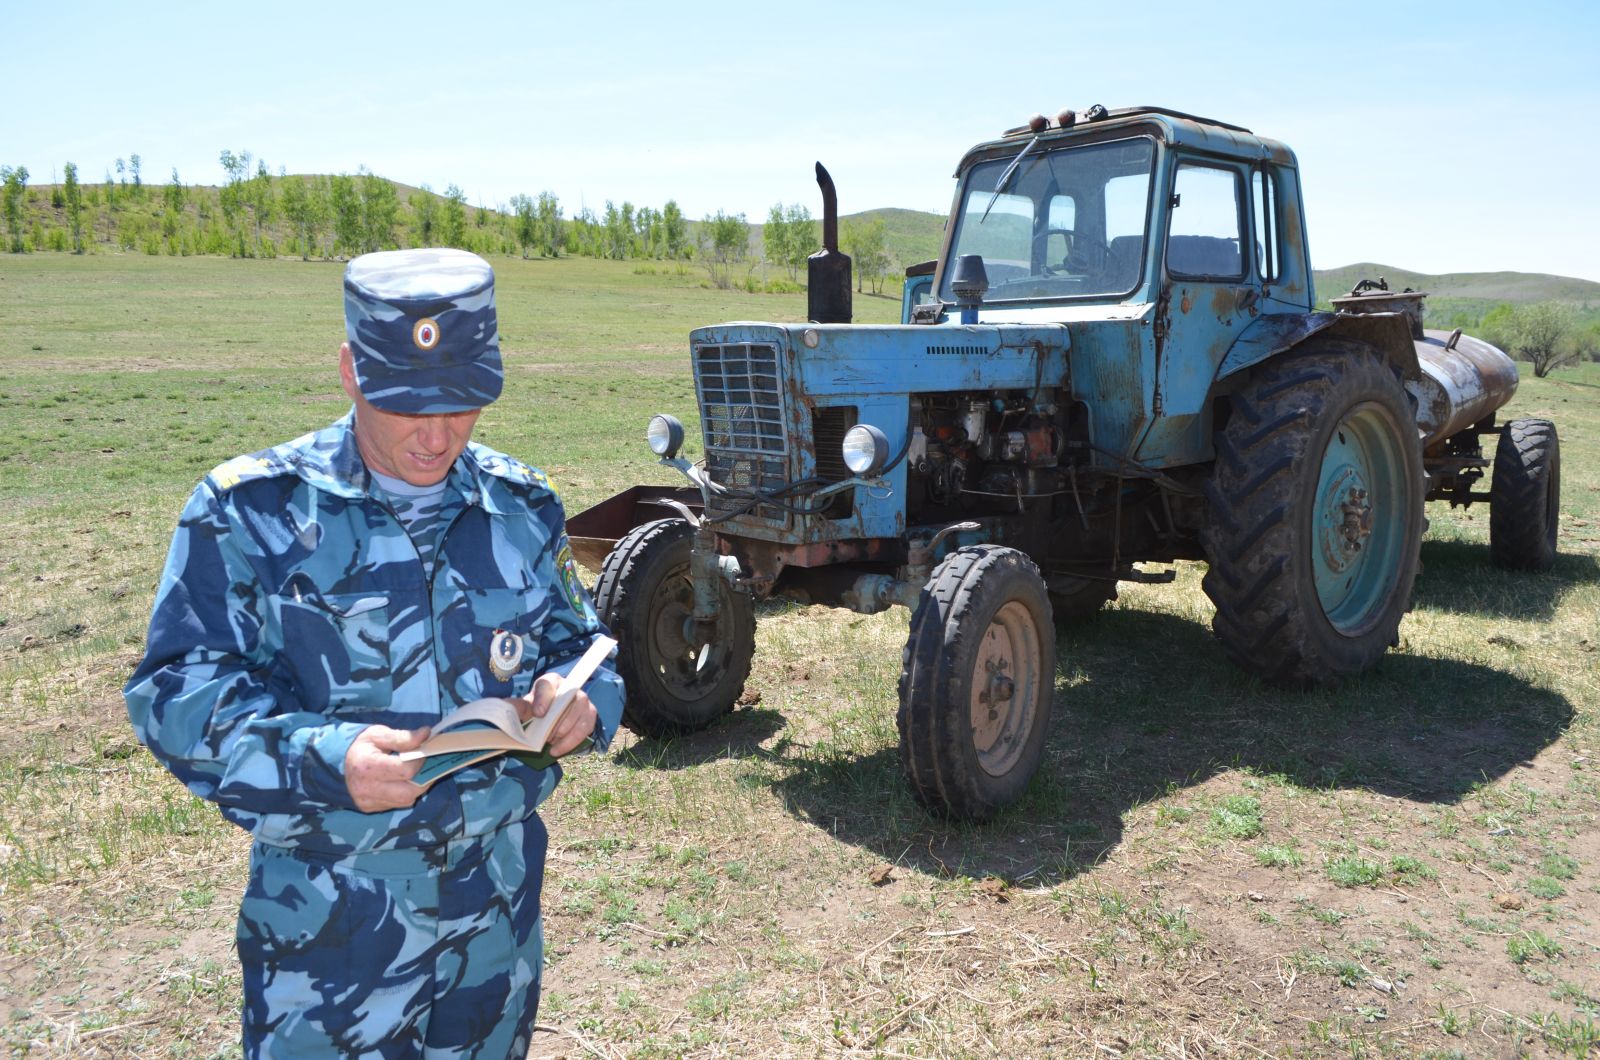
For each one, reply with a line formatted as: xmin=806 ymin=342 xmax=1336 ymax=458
xmin=745 ymin=207 xmax=946 ymax=276
xmin=765 ymin=210 xmax=1600 ymax=312
xmin=844 ymin=207 xmax=948 ymax=268
xmin=8 ymin=172 xmax=1597 ymax=319
xmin=1312 ymin=263 xmax=1600 ymax=305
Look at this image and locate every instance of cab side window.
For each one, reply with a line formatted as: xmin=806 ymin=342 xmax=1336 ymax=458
xmin=1167 ymin=162 xmax=1244 ymax=280
xmin=1252 ymin=168 xmax=1279 ymax=282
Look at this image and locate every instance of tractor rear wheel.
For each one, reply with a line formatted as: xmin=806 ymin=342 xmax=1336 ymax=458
xmin=592 ymin=519 xmax=755 ymax=738
xmin=1201 ymin=342 xmax=1425 ymax=686
xmin=898 ymin=545 xmax=1055 ymax=820
xmin=1489 ymin=418 xmax=1560 ymax=571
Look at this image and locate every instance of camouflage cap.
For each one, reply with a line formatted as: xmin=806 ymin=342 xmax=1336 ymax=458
xmin=343 ymin=248 xmax=502 ymax=414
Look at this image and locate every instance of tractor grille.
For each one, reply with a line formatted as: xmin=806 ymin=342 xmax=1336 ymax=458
xmin=811 ymin=405 xmax=858 ymax=518
xmin=694 ymin=342 xmax=788 ymax=524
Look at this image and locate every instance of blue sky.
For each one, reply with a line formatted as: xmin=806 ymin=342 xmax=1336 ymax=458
xmin=9 ymin=1 xmax=1598 ymax=281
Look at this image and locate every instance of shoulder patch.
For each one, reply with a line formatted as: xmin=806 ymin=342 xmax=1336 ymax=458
xmin=555 ymin=539 xmax=590 ymax=616
xmin=529 ymin=466 xmax=561 ymax=504
xmin=207 ymin=453 xmax=286 ymax=492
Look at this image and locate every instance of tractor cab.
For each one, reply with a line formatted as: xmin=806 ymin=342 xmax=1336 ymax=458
xmin=912 ymin=106 xmax=1313 ymax=325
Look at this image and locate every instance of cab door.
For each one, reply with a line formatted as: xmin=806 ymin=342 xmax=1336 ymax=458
xmin=1139 ymin=158 xmax=1262 ymax=464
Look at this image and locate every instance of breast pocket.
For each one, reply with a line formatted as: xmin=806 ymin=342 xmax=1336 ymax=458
xmin=462 ymin=587 xmax=549 ymax=700
xmin=279 ymin=590 xmax=394 ymax=711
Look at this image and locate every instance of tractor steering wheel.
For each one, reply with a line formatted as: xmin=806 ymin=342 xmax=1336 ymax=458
xmin=1033 ymin=227 xmax=1075 ymax=276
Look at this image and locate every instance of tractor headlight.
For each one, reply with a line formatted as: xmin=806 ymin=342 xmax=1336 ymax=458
xmin=647 ymin=414 xmax=685 ymax=458
xmin=841 ymin=424 xmax=891 ymax=477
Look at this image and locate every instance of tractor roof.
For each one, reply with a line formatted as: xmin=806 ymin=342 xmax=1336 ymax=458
xmin=959 ymin=105 xmax=1296 ymax=173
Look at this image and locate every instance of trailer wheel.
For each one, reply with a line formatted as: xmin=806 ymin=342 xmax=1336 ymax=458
xmin=1489 ymin=418 xmax=1560 ymax=571
xmin=593 ymin=519 xmax=754 ymax=738
xmin=1047 ymin=575 xmax=1117 ymax=625
xmin=898 ymin=545 xmax=1055 ymax=820
xmin=1201 ymin=341 xmax=1424 ymax=686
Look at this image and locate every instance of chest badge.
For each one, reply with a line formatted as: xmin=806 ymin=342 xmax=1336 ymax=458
xmin=488 ymin=628 xmax=525 ymax=681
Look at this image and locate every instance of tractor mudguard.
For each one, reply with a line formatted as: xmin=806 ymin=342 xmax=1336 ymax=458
xmin=565 ymin=484 xmax=704 ymax=571
xmin=1217 ymin=311 xmax=1420 ymax=384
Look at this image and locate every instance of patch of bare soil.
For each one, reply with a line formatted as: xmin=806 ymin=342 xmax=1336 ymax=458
xmin=0 ymin=840 xmax=248 ymax=1057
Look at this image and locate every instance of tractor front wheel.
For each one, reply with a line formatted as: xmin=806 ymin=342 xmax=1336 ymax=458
xmin=898 ymin=545 xmax=1056 ymax=820
xmin=593 ymin=519 xmax=755 ymax=738
xmin=1201 ymin=342 xmax=1425 ymax=686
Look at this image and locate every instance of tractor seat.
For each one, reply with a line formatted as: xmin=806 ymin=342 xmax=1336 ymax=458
xmin=1105 ymin=235 xmax=1143 ymax=291
xmin=1167 ymin=235 xmax=1242 ymax=278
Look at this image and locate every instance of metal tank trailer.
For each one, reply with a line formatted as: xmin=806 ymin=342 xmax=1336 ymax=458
xmin=568 ymin=106 xmax=1562 ymax=820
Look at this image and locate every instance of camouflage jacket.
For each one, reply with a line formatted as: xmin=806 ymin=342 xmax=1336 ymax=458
xmin=124 ymin=412 xmax=624 ymax=856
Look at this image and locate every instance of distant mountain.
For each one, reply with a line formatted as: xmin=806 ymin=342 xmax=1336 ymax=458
xmin=1311 ymin=263 xmax=1600 ymax=305
xmin=17 ymin=171 xmax=1598 ymax=308
xmin=788 ymin=212 xmax=1600 ymax=307
xmin=812 ymin=214 xmax=1600 ymax=309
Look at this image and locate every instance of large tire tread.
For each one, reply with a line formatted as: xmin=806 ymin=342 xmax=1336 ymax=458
xmin=1489 ymin=418 xmax=1560 ymax=571
xmin=897 ymin=546 xmax=1054 ymax=821
xmin=593 ymin=519 xmax=754 ymax=739
xmin=1200 ymin=342 xmax=1424 ymax=687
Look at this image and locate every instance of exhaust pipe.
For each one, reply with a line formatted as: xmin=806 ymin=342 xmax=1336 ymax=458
xmin=807 ymin=162 xmax=852 ymax=324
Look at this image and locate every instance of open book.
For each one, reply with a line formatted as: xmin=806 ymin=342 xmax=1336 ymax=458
xmin=400 ymin=635 xmax=617 ymax=788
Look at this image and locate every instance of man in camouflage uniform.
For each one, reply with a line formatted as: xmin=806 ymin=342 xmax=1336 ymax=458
xmin=125 ymin=248 xmax=623 ymax=1057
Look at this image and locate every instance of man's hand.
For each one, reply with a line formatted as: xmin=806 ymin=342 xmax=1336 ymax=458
xmin=518 ymin=674 xmax=598 ymax=758
xmin=345 ymin=725 xmax=431 ymax=812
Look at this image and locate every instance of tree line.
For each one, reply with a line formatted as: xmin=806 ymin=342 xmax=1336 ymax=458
xmin=1434 ymin=300 xmax=1600 ymax=376
xmin=0 ymin=151 xmax=906 ymax=294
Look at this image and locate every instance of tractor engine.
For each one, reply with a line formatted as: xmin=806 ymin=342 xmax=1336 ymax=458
xmin=907 ymin=393 xmax=1066 ymax=511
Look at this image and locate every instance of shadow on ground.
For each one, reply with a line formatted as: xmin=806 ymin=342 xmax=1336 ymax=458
xmin=612 ymin=707 xmax=787 ymax=771
xmin=750 ymin=604 xmax=1574 ymax=887
xmin=1417 ymin=537 xmax=1600 ymax=619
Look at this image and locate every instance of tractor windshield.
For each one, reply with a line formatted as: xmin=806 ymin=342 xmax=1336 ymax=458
xmin=939 ymin=136 xmax=1156 ymax=304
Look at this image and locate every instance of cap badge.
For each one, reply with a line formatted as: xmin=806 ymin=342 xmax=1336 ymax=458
xmin=413 ymin=317 xmax=441 ymax=350
xmin=488 ymin=628 xmax=524 ymax=681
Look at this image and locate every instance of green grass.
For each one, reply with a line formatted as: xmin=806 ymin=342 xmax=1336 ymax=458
xmin=1530 ymin=875 xmax=1566 ymax=900
xmin=1508 ymin=931 xmax=1564 ymax=966
xmin=1207 ymin=793 xmax=1263 ymax=839
xmin=1389 ymin=855 xmax=1438 ymax=885
xmin=1534 ymin=1011 xmax=1600 ymax=1056
xmin=1327 ymin=854 xmax=1385 ymax=888
xmin=1 ymin=253 xmax=1597 ymax=1057
xmin=1256 ymin=841 xmax=1304 ymax=868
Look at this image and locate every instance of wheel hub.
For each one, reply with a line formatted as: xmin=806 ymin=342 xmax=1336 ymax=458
xmin=1311 ymin=403 xmax=1413 ymax=635
xmin=969 ymin=602 xmax=1042 ymax=778
xmin=977 ymin=659 xmax=1015 ymax=720
xmin=1319 ymin=468 xmax=1374 ymax=574
xmin=1338 ymin=487 xmax=1373 ymax=553
xmin=647 ymin=571 xmax=730 ymax=699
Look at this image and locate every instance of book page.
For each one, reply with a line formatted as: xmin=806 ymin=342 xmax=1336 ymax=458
xmin=400 ymin=635 xmax=617 ymax=787
xmin=395 ymin=697 xmax=532 ymax=761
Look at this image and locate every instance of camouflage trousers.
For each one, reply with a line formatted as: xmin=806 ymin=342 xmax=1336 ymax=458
xmin=236 ymin=816 xmax=546 ymax=1058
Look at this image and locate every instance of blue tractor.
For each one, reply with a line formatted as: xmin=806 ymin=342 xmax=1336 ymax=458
xmin=568 ymin=105 xmax=1559 ymax=820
